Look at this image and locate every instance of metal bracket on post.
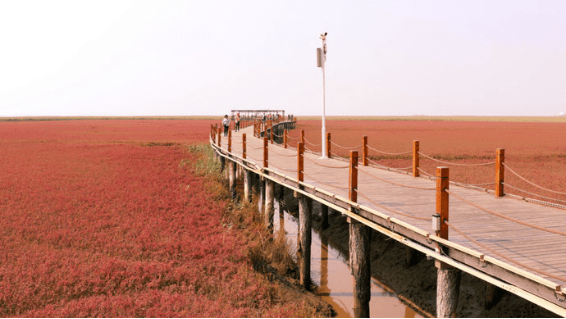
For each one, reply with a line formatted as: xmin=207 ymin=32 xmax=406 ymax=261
xmin=432 ymin=213 xmax=441 ymax=233
xmin=479 ymin=254 xmax=488 ymax=268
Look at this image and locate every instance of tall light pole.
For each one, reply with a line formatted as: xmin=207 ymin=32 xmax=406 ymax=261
xmin=318 ymin=32 xmax=328 ymax=159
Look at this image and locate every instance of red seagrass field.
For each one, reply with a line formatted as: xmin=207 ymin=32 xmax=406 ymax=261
xmin=0 ymin=119 xmax=317 ymax=317
xmin=291 ymin=118 xmax=566 ymax=205
xmin=3 ymin=117 xmax=566 ymax=317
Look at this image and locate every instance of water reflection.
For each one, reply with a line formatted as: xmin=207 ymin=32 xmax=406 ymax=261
xmin=273 ymin=200 xmax=423 ymax=318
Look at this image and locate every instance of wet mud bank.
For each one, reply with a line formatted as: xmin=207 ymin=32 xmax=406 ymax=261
xmin=278 ymin=186 xmax=557 ymax=318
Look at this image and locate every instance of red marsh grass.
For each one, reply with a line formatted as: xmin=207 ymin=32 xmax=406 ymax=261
xmin=0 ymin=119 xmax=329 ymax=317
xmin=288 ymin=119 xmax=566 ymax=205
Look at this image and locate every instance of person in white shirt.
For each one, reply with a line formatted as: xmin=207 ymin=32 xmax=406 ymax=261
xmin=235 ymin=113 xmax=241 ymax=132
xmin=222 ymin=115 xmax=230 ymax=136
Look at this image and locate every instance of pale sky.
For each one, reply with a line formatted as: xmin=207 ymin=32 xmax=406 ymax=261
xmin=1 ymin=0 xmax=566 ymax=117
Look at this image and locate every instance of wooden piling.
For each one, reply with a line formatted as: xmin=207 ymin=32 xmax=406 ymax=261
xmin=320 ymin=234 xmax=329 ymax=295
xmin=284 ymin=129 xmax=288 ymax=148
xmin=265 ymin=179 xmax=274 ymax=233
xmin=253 ymin=172 xmax=261 ymax=197
xmin=413 ymin=140 xmax=420 ymax=177
xmin=321 ymin=203 xmax=329 ymax=229
xmin=495 ymin=148 xmax=505 ymax=197
xmin=349 ymin=217 xmax=371 ymax=318
xmin=278 ymin=185 xmax=285 ymax=227
xmin=406 ymin=247 xmax=419 ymax=267
xmin=437 ymin=266 xmax=461 ymax=318
xmin=296 ymin=141 xmax=311 ymax=288
xmin=298 ymin=190 xmax=312 ymax=288
xmin=435 ymin=166 xmax=461 ymax=318
xmin=301 ymin=129 xmax=305 ymax=144
xmin=485 ymin=282 xmax=504 ymax=309
xmin=229 ymin=161 xmax=236 ymax=200
xmin=260 ymin=177 xmax=265 ymax=215
xmin=244 ymin=169 xmax=252 ymax=203
xmin=362 ymin=135 xmax=368 ymax=166
xmin=347 ymin=150 xmax=370 ymax=318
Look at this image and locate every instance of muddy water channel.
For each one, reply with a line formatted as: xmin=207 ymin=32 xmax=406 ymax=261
xmin=267 ymin=198 xmax=424 ymax=318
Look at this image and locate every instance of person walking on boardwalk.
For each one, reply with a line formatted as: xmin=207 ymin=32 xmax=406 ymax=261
xmin=235 ymin=113 xmax=241 ymax=132
xmin=222 ymin=115 xmax=230 ymax=136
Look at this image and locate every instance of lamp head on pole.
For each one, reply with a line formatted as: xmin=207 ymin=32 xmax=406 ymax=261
xmin=318 ymin=32 xmax=327 ymax=66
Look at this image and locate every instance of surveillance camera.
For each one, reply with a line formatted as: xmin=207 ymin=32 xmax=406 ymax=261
xmin=324 ymin=32 xmax=327 ymax=36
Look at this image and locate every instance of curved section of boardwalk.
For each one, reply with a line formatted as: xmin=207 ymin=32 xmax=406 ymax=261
xmin=213 ymin=124 xmax=566 ymax=316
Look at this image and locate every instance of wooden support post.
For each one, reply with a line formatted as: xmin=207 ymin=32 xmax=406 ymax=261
xmin=284 ymin=129 xmax=288 ymax=149
xmin=295 ymin=141 xmax=311 ymax=288
xmin=320 ymin=203 xmax=329 ymax=229
xmin=349 ymin=218 xmax=371 ymax=318
xmin=220 ymin=156 xmax=225 ymax=173
xmin=244 ymin=169 xmax=252 ymax=203
xmin=362 ymin=135 xmax=368 ymax=166
xmin=263 ymin=137 xmax=268 ymax=168
xmin=242 ymin=134 xmax=246 ymax=159
xmin=265 ymin=179 xmax=274 ymax=233
xmin=228 ymin=130 xmax=232 ymax=152
xmin=406 ymin=247 xmax=419 ymax=267
xmin=301 ymin=129 xmax=305 ymax=144
xmin=229 ymin=161 xmax=236 ymax=200
xmin=485 ymin=282 xmax=504 ymax=309
xmin=495 ymin=148 xmax=505 ymax=197
xmin=320 ymin=234 xmax=329 ymax=295
xmin=349 ymin=151 xmax=358 ymax=203
xmin=437 ymin=266 xmax=461 ymax=318
xmin=298 ymin=187 xmax=311 ymax=289
xmin=327 ymin=132 xmax=331 ymax=158
xmin=278 ymin=184 xmax=285 ymax=228
xmin=348 ymin=151 xmax=370 ymax=318
xmin=435 ymin=166 xmax=460 ymax=318
xmin=253 ymin=172 xmax=260 ymax=196
xmin=413 ymin=140 xmax=420 ymax=177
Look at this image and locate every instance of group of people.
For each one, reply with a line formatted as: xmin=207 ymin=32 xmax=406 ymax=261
xmin=222 ymin=112 xmax=293 ymax=137
xmin=222 ymin=113 xmax=241 ymax=136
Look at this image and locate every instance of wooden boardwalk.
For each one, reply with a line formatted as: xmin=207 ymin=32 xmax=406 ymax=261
xmin=213 ymin=124 xmax=566 ymax=316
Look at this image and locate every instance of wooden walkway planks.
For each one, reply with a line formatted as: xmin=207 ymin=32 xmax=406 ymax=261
xmin=220 ymin=125 xmax=566 ymax=309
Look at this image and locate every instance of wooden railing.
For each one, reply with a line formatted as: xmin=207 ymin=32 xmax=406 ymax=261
xmin=209 ymin=121 xmax=566 ymax=317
